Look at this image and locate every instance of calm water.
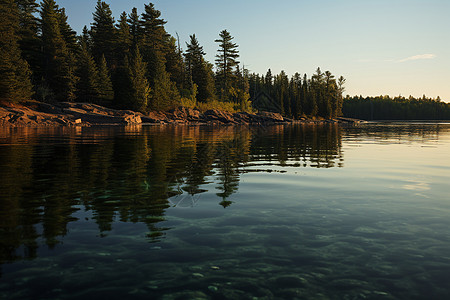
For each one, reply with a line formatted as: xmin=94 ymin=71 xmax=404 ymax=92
xmin=1 ymin=123 xmax=450 ymax=299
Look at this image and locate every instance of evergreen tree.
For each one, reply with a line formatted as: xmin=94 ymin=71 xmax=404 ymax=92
xmin=40 ymin=0 xmax=77 ymax=102
xmin=96 ymin=54 xmax=113 ymax=106
xmin=127 ymin=7 xmax=140 ymax=49
xmin=184 ymin=34 xmax=202 ymax=86
xmin=57 ymin=7 xmax=78 ymax=53
xmin=90 ymin=0 xmax=116 ymax=66
xmin=139 ymin=3 xmax=180 ymax=110
xmin=140 ymin=2 xmax=169 ymax=83
xmin=80 ymin=26 xmax=92 ymax=49
xmin=215 ymin=29 xmax=239 ymax=100
xmin=0 ymin=0 xmax=33 ymax=102
xmin=15 ymin=0 xmax=40 ymax=82
xmin=165 ymin=36 xmax=184 ymax=89
xmin=128 ymin=47 xmax=150 ymax=112
xmin=116 ymin=11 xmax=131 ymax=63
xmin=336 ymin=76 xmax=346 ymax=117
xmin=185 ymin=34 xmax=215 ymax=102
xmin=113 ymin=55 xmax=133 ymax=109
xmin=323 ymin=70 xmax=335 ymax=119
xmin=265 ymin=69 xmax=273 ymax=89
xmin=151 ymin=56 xmax=180 ymax=111
xmin=75 ymin=41 xmax=100 ymax=103
xmin=311 ymin=67 xmax=325 ymax=117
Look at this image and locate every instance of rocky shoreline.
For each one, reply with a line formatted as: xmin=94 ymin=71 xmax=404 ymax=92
xmin=0 ymin=100 xmax=361 ymax=127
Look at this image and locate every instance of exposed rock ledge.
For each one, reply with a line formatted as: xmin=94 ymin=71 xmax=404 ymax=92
xmin=0 ymin=100 xmax=358 ymax=127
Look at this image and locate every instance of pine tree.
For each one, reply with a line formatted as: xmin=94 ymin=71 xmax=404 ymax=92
xmin=184 ymin=34 xmax=202 ymax=87
xmin=128 ymin=47 xmax=150 ymax=112
xmin=139 ymin=3 xmax=180 ymax=110
xmin=265 ymin=69 xmax=273 ymax=89
xmin=90 ymin=0 xmax=116 ymax=66
xmin=215 ymin=29 xmax=239 ymax=100
xmin=80 ymin=26 xmax=92 ymax=49
xmin=323 ymin=71 xmax=335 ymax=119
xmin=127 ymin=7 xmax=140 ymax=49
xmin=0 ymin=0 xmax=33 ymax=102
xmin=140 ymin=2 xmax=169 ymax=83
xmin=151 ymin=56 xmax=180 ymax=111
xmin=113 ymin=56 xmax=133 ymax=109
xmin=15 ymin=0 xmax=40 ymax=82
xmin=165 ymin=36 xmax=184 ymax=89
xmin=76 ymin=41 xmax=101 ymax=103
xmin=336 ymin=76 xmax=346 ymax=117
xmin=39 ymin=0 xmax=77 ymax=102
xmin=311 ymin=67 xmax=325 ymax=117
xmin=57 ymin=7 xmax=77 ymax=53
xmin=185 ymin=34 xmax=215 ymax=102
xmin=116 ymin=11 xmax=131 ymax=63
xmin=96 ymin=54 xmax=114 ymax=106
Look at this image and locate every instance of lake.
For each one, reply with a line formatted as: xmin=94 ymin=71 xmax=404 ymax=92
xmin=1 ymin=123 xmax=450 ymax=299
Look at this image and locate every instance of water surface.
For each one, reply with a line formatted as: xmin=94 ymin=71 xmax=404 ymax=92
xmin=1 ymin=123 xmax=450 ymax=299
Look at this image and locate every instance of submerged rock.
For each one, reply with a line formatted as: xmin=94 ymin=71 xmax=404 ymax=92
xmin=192 ymin=272 xmax=204 ymax=278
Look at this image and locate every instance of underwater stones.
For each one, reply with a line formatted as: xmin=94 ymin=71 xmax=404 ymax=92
xmin=192 ymin=272 xmax=204 ymax=278
xmin=208 ymin=285 xmax=218 ymax=292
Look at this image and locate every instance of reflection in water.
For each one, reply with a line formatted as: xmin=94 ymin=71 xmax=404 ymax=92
xmin=0 ymin=123 xmax=448 ymax=284
xmin=0 ymin=124 xmax=343 ymax=268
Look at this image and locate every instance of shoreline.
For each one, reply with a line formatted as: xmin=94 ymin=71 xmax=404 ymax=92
xmin=0 ymin=100 xmax=362 ymax=127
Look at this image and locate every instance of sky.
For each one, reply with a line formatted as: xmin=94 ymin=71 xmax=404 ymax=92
xmin=54 ymin=0 xmax=450 ymax=102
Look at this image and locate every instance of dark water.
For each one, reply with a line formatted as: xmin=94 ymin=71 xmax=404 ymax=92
xmin=1 ymin=123 xmax=450 ymax=299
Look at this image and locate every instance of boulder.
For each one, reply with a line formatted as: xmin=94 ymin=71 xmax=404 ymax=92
xmin=203 ymin=109 xmax=235 ymax=123
xmin=142 ymin=111 xmax=169 ymax=123
xmin=169 ymin=106 xmax=201 ymax=121
xmin=257 ymin=111 xmax=284 ymax=122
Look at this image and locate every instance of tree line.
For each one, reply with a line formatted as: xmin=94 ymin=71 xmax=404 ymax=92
xmin=1 ymin=0 xmax=346 ymax=119
xmin=248 ymin=68 xmax=346 ymax=119
xmin=343 ymin=95 xmax=450 ymax=120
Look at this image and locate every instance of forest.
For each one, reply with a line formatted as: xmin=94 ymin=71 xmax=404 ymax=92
xmin=1 ymin=0 xmax=346 ymax=119
xmin=343 ymin=95 xmax=450 ymax=120
xmin=2 ymin=0 xmax=449 ymax=121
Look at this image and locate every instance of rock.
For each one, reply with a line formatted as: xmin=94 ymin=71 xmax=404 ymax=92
xmin=203 ymin=109 xmax=235 ymax=123
xmin=169 ymin=106 xmax=201 ymax=121
xmin=208 ymin=285 xmax=218 ymax=292
xmin=122 ymin=113 xmax=141 ymax=125
xmin=142 ymin=111 xmax=169 ymax=123
xmin=257 ymin=111 xmax=284 ymax=122
xmin=62 ymin=105 xmax=142 ymax=125
xmin=2 ymin=100 xmax=335 ymax=127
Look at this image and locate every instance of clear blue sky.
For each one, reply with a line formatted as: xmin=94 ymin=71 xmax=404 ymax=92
xmin=54 ymin=0 xmax=450 ymax=101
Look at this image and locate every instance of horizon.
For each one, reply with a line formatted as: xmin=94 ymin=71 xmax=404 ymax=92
xmin=50 ymin=0 xmax=449 ymax=102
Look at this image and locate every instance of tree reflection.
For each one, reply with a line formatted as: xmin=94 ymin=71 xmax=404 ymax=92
xmin=0 ymin=123 xmax=363 ymax=269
